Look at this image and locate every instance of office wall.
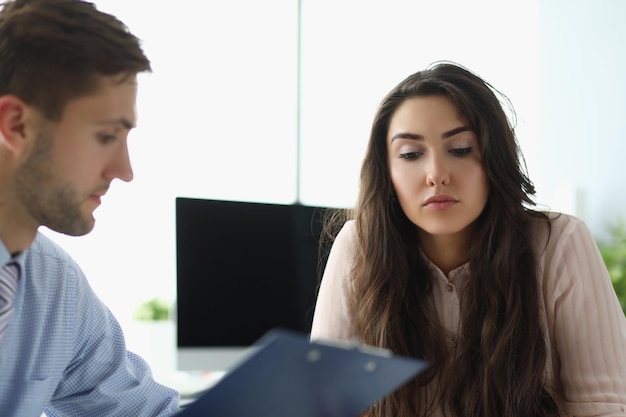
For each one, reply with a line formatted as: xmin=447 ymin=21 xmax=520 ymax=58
xmin=298 ymin=0 xmax=542 ymax=207
xmin=40 ymin=0 xmax=625 ymax=328
xmin=537 ymin=0 xmax=626 ymax=240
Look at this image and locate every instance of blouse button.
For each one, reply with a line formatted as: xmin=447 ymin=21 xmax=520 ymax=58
xmin=446 ymin=283 xmax=454 ymax=292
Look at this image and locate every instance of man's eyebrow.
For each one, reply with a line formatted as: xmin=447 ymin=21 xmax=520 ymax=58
xmin=97 ymin=118 xmax=135 ymax=130
xmin=390 ymin=125 xmax=472 ymax=142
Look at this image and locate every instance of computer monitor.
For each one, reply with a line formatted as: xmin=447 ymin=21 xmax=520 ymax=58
xmin=175 ymin=197 xmax=329 ymax=372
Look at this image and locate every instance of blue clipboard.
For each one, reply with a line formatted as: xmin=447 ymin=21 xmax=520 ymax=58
xmin=176 ymin=328 xmax=428 ymax=417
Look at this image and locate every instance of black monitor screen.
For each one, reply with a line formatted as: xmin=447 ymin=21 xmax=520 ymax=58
xmin=175 ymin=197 xmax=328 ymax=349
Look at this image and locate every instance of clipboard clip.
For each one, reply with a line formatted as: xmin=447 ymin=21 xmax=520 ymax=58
xmin=306 ymin=337 xmax=394 ymax=374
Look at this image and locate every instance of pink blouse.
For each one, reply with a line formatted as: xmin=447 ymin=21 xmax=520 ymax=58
xmin=310 ymin=213 xmax=626 ymax=416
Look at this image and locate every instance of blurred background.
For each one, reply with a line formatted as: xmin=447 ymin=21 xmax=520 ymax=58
xmin=40 ymin=0 xmax=626 ymax=377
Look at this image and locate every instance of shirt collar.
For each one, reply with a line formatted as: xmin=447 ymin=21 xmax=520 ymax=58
xmin=0 ymin=238 xmax=27 ymax=274
xmin=419 ymin=247 xmax=471 ymax=281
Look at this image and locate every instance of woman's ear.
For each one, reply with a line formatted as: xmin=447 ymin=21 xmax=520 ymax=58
xmin=0 ymin=95 xmax=30 ymax=153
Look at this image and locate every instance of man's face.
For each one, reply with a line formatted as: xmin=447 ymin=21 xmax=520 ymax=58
xmin=13 ymin=74 xmax=138 ymax=236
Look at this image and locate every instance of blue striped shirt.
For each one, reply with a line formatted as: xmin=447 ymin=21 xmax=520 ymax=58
xmin=0 ymin=232 xmax=180 ymax=416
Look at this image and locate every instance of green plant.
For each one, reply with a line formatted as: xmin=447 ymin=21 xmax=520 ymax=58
xmin=132 ymin=297 xmax=172 ymax=321
xmin=598 ymin=219 xmax=626 ymax=314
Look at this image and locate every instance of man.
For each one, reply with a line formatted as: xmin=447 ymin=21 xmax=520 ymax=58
xmin=0 ymin=0 xmax=179 ymax=415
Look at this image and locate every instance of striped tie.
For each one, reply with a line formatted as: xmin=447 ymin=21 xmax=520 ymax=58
xmin=0 ymin=262 xmax=19 ymax=346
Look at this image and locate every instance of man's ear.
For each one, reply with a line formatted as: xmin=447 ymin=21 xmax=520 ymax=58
xmin=0 ymin=95 xmax=30 ymax=153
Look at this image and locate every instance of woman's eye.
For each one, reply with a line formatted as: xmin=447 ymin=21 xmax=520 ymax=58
xmin=449 ymin=147 xmax=472 ymax=157
xmin=399 ymin=151 xmax=423 ymax=161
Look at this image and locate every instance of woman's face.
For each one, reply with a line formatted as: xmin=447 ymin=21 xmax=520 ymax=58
xmin=387 ymin=95 xmax=489 ymax=243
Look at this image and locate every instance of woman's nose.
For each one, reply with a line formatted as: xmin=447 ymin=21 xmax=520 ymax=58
xmin=425 ymin=153 xmax=450 ymax=186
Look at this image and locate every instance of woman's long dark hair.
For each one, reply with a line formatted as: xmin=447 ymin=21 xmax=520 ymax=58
xmin=327 ymin=62 xmax=558 ymax=417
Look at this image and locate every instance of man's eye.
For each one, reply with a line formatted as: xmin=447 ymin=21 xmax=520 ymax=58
xmin=97 ymin=133 xmax=117 ymax=144
xmin=399 ymin=152 xmax=422 ymax=161
xmin=450 ymin=147 xmax=472 ymax=157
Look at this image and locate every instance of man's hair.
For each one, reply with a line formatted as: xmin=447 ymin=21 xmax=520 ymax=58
xmin=0 ymin=0 xmax=151 ymax=120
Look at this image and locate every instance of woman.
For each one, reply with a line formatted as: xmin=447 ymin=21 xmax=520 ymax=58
xmin=310 ymin=62 xmax=626 ymax=417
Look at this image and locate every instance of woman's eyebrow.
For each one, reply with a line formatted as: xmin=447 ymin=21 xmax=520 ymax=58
xmin=390 ymin=132 xmax=423 ymax=142
xmin=442 ymin=125 xmax=472 ymax=138
xmin=390 ymin=125 xmax=472 ymax=142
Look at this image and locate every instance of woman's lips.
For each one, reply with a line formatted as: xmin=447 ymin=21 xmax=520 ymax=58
xmin=423 ymin=194 xmax=458 ymax=210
